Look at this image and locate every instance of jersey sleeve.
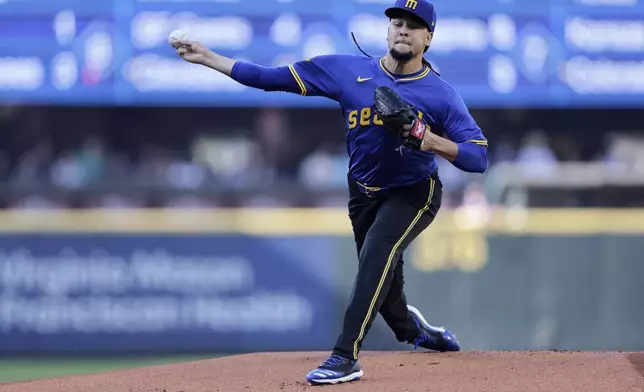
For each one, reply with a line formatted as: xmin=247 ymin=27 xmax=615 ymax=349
xmin=289 ymin=55 xmax=345 ymax=100
xmin=435 ymin=87 xmax=489 ymax=173
xmin=440 ymin=89 xmax=488 ymax=148
xmin=230 ymin=55 xmax=344 ymax=100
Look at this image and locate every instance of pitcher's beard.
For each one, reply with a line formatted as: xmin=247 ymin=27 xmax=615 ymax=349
xmin=390 ymin=48 xmax=414 ymax=62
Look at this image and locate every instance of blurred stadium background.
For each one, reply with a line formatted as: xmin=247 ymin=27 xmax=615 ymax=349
xmin=1 ymin=0 xmax=644 ymax=383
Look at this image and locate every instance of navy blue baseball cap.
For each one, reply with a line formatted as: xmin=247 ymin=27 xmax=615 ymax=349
xmin=385 ymin=0 xmax=437 ymax=32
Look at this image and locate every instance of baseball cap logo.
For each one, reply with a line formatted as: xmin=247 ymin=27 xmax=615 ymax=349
xmin=405 ymin=0 xmax=418 ymax=9
xmin=386 ymin=0 xmax=436 ymax=32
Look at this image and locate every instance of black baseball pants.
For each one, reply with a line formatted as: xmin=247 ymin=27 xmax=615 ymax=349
xmin=332 ymin=172 xmax=442 ymax=361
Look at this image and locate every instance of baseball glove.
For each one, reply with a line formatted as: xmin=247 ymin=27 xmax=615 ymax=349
xmin=373 ymin=86 xmax=427 ymax=151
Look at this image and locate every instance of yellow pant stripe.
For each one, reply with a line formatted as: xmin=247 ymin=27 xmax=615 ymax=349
xmin=352 ymin=178 xmax=435 ymax=360
xmin=288 ymin=65 xmax=307 ymax=96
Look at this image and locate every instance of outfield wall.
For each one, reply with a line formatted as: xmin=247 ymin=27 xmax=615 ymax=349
xmin=0 ymin=208 xmax=642 ymax=353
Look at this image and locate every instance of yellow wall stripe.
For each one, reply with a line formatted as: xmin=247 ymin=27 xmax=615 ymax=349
xmin=288 ymin=64 xmax=307 ymax=96
xmin=351 ymin=178 xmax=435 ymax=359
xmin=0 ymin=208 xmax=643 ymax=235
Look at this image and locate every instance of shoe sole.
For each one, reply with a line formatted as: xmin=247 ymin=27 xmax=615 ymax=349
xmin=307 ymin=370 xmax=364 ymax=385
xmin=407 ymin=305 xmax=446 ymax=333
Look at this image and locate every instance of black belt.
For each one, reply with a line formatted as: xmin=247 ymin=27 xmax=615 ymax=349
xmin=348 ymin=171 xmax=438 ymax=199
xmin=348 ymin=175 xmax=390 ymax=198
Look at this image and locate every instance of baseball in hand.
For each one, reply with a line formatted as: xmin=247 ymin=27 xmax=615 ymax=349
xmin=168 ymin=29 xmax=188 ymax=48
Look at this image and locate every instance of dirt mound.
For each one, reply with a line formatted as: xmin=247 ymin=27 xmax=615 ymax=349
xmin=2 ymin=351 xmax=643 ymax=392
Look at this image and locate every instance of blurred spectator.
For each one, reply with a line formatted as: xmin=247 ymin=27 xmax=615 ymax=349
xmin=14 ymin=138 xmax=53 ymax=184
xmin=78 ymin=134 xmax=107 ymax=179
xmin=0 ymin=106 xmax=640 ymax=209
xmin=50 ymin=149 xmax=86 ymax=189
xmin=92 ymin=194 xmax=143 ymax=209
xmin=165 ymin=194 xmax=217 ymax=209
xmin=299 ymin=145 xmax=348 ymax=190
xmin=515 ymin=130 xmax=558 ymax=176
xmin=0 ymin=151 xmax=11 ymax=182
xmin=454 ymin=182 xmax=491 ymax=230
xmin=490 ymin=138 xmax=515 ymax=164
xmin=192 ymin=136 xmax=260 ymax=188
xmin=136 ymin=145 xmax=173 ymax=185
xmin=254 ymin=108 xmax=300 ymax=183
xmin=8 ymin=193 xmax=65 ymax=209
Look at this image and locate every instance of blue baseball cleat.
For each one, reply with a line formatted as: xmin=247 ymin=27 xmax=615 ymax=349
xmin=305 ymin=353 xmax=364 ymax=385
xmin=407 ymin=304 xmax=461 ymax=352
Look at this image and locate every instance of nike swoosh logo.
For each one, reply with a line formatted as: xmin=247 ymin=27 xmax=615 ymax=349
xmin=357 ymin=77 xmax=372 ymax=82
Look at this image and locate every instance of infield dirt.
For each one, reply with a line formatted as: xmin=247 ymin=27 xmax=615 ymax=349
xmin=2 ymin=351 xmax=643 ymax=392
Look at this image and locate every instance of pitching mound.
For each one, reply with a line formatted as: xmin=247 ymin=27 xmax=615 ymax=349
xmin=2 ymin=351 xmax=644 ymax=392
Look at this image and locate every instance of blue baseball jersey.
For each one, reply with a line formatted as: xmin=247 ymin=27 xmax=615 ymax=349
xmin=285 ymin=54 xmax=488 ymax=188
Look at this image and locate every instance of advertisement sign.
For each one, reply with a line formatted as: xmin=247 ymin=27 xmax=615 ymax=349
xmin=0 ymin=234 xmax=339 ymax=352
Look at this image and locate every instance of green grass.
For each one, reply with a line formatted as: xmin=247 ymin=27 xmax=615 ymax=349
xmin=0 ymin=355 xmax=222 ymax=383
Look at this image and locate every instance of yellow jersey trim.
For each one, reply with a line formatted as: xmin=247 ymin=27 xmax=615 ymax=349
xmin=378 ymin=57 xmax=431 ymax=82
xmin=468 ymin=139 xmax=488 ymax=147
xmin=288 ymin=64 xmax=307 ymax=96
